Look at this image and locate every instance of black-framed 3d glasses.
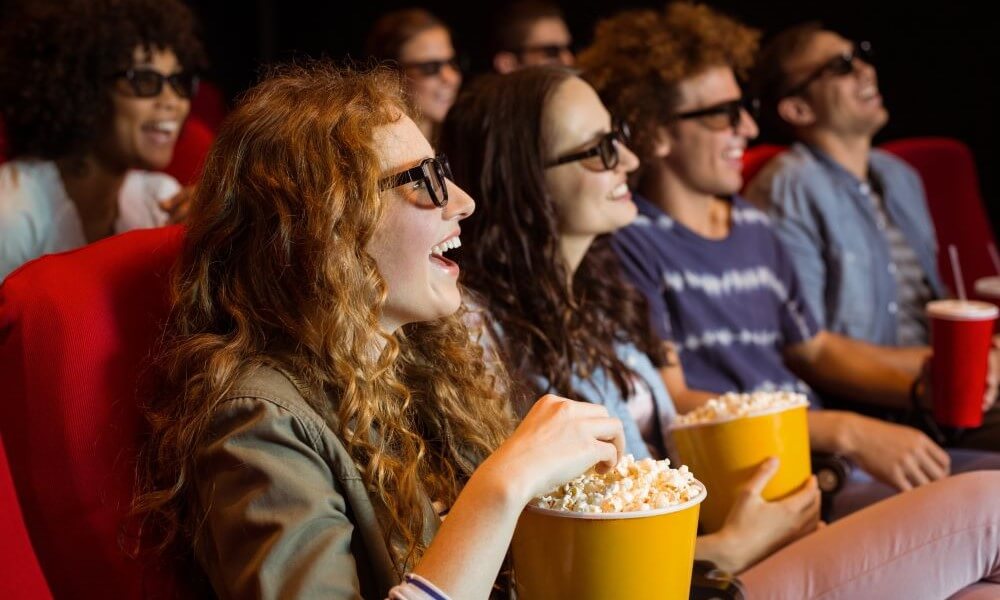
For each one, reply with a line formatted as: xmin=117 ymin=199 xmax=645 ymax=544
xmin=114 ymin=68 xmax=199 ymax=99
xmin=782 ymin=41 xmax=874 ymax=97
xmin=379 ymin=154 xmax=453 ymax=207
xmin=399 ymin=56 xmax=464 ymax=78
xmin=545 ymin=120 xmax=631 ymax=171
xmin=672 ymin=97 xmax=760 ymax=132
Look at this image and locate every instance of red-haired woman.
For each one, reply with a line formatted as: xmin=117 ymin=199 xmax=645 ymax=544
xmin=133 ymin=63 xmax=624 ymax=599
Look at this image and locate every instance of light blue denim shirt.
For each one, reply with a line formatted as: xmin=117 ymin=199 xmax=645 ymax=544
xmin=540 ymin=342 xmax=678 ymax=460
xmin=465 ymin=298 xmax=676 ymax=459
xmin=745 ymin=142 xmax=944 ymax=346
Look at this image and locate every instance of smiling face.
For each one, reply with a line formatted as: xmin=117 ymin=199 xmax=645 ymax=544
xmin=661 ymin=66 xmax=759 ymax=198
xmin=398 ymin=26 xmax=462 ymax=126
xmin=543 ymin=77 xmax=640 ymax=242
xmin=782 ymin=30 xmax=888 ymax=138
xmin=368 ymin=114 xmax=475 ymax=331
xmin=96 ymin=45 xmax=191 ymax=171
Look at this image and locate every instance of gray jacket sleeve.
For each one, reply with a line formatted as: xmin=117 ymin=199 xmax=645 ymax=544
xmin=195 ymin=396 xmax=364 ymax=600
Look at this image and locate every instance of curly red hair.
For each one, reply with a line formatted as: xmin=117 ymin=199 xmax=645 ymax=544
xmin=133 ymin=63 xmax=513 ymax=579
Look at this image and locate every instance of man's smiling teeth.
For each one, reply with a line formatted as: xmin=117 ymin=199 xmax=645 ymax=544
xmin=610 ymin=182 xmax=629 ymax=199
xmin=431 ymin=236 xmax=462 ymax=256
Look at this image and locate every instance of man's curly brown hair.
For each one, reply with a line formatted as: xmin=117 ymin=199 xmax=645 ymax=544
xmin=579 ymin=2 xmax=759 ymax=168
xmin=0 ymin=0 xmax=206 ymax=160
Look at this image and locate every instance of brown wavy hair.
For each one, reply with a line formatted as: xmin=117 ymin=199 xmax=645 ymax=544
xmin=133 ymin=62 xmax=513 ymax=576
xmin=438 ymin=67 xmax=666 ymax=410
xmin=578 ymin=2 xmax=759 ymax=181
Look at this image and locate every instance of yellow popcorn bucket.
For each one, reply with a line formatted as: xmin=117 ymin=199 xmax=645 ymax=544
xmin=671 ymin=405 xmax=810 ymax=533
xmin=510 ymin=481 xmax=706 ymax=600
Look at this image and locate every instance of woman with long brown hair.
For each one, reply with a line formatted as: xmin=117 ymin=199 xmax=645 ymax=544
xmin=133 ymin=63 xmax=625 ymax=599
xmin=440 ymin=66 xmax=1000 ymax=598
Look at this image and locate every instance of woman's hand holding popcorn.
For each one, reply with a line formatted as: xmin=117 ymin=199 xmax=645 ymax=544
xmin=695 ymin=457 xmax=820 ymax=573
xmin=477 ymin=394 xmax=626 ymax=508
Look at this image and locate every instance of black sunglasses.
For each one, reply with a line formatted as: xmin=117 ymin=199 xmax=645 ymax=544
xmin=399 ymin=56 xmax=463 ymax=78
xmin=114 ymin=68 xmax=199 ymax=99
xmin=546 ymin=120 xmax=631 ymax=171
xmin=782 ymin=41 xmax=874 ymax=97
xmin=672 ymin=97 xmax=760 ymax=132
xmin=379 ymin=154 xmax=453 ymax=208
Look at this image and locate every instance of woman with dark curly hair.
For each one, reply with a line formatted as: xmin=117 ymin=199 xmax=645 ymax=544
xmin=365 ymin=9 xmax=462 ymax=145
xmin=0 ymin=0 xmax=205 ymax=280
xmin=440 ymin=64 xmax=1000 ymax=599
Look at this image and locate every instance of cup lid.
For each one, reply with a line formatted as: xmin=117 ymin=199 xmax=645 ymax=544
xmin=926 ymin=299 xmax=999 ymax=320
xmin=974 ymin=276 xmax=1000 ymax=299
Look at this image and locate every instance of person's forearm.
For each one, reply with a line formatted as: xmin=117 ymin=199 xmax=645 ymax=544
xmin=413 ymin=459 xmax=525 ymax=599
xmin=807 ymin=410 xmax=855 ymax=455
xmin=875 ymin=345 xmax=930 ymax=377
xmin=787 ymin=335 xmax=915 ymax=410
xmin=673 ymin=388 xmax=722 ymax=414
xmin=694 ymin=532 xmax=742 ymax=574
xmin=658 ymin=366 xmax=720 ymax=414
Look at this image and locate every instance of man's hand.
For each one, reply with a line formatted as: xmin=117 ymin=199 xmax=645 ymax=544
xmin=984 ymin=334 xmax=1000 ymax=412
xmin=844 ymin=414 xmax=950 ymax=491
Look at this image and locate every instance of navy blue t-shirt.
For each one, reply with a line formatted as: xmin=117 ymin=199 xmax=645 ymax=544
xmin=613 ymin=194 xmax=820 ymax=399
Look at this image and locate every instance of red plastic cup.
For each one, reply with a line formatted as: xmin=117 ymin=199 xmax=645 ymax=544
xmin=927 ymin=300 xmax=998 ymax=428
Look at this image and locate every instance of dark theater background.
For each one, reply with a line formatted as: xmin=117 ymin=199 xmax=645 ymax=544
xmin=186 ymin=0 xmax=1000 ymax=237
xmin=2 ymin=0 xmax=996 ymax=234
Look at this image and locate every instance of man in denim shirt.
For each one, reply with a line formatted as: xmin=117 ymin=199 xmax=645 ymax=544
xmin=745 ymin=24 xmax=944 ymax=347
xmin=744 ymin=23 xmax=1000 ymax=450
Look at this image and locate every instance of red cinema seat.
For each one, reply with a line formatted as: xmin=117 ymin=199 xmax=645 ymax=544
xmin=189 ymin=80 xmax=227 ymax=133
xmin=0 ymin=226 xmax=185 ymax=599
xmin=881 ymin=137 xmax=998 ymax=297
xmin=0 ymin=432 xmax=52 ymax=600
xmin=741 ymin=144 xmax=786 ymax=192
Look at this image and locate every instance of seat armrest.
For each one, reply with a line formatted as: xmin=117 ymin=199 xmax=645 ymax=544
xmin=690 ymin=560 xmax=745 ymax=600
xmin=812 ymin=451 xmax=851 ymax=521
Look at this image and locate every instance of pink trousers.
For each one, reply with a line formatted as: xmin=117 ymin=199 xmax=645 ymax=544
xmin=740 ymin=471 xmax=1000 ymax=599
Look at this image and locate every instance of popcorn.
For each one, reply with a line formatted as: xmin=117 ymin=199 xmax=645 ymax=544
xmin=673 ymin=391 xmax=809 ymax=427
xmin=533 ymin=454 xmax=700 ymax=513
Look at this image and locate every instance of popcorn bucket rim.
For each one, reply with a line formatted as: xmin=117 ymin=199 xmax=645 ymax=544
xmin=668 ymin=401 xmax=809 ymax=431
xmin=522 ymin=479 xmax=707 ymax=521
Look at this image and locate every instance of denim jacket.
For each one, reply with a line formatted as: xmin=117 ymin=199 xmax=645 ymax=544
xmin=745 ymin=142 xmax=944 ymax=346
